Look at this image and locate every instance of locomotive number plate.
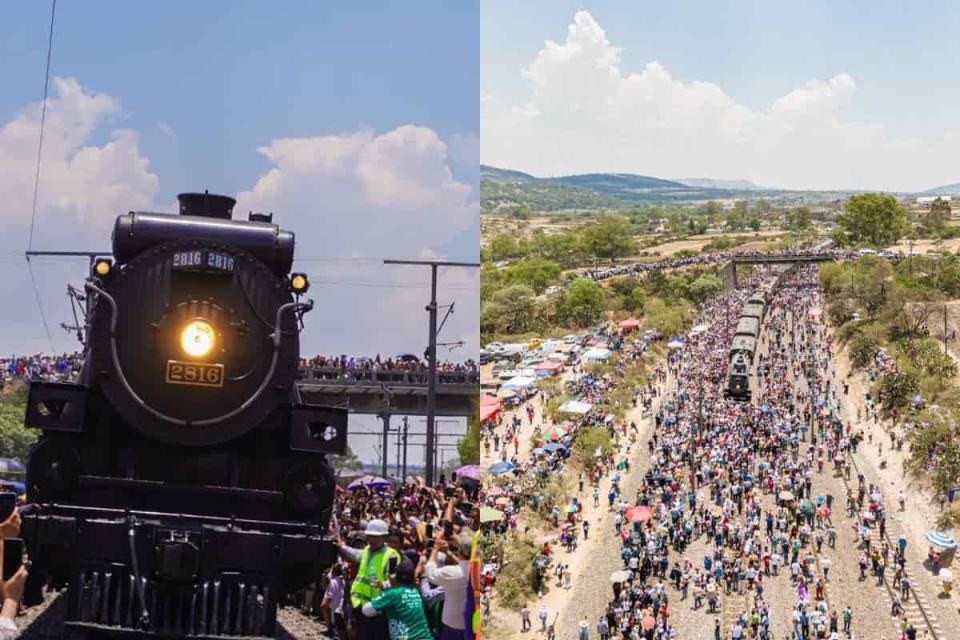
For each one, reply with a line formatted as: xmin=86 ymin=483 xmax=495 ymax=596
xmin=165 ymin=360 xmax=224 ymax=388
xmin=172 ymin=250 xmax=235 ymax=273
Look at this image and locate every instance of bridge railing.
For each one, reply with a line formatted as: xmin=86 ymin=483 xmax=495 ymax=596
xmin=298 ymin=366 xmax=479 ymax=386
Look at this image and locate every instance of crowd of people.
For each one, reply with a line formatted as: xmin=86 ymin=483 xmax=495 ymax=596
xmin=0 ymin=352 xmax=479 ymax=387
xmin=484 ymin=265 xmax=931 ymax=640
xmin=299 ymin=472 xmax=481 ymax=640
xmin=583 ymin=244 xmax=858 ymax=284
xmin=478 ymin=316 xmax=673 ymax=633
xmin=302 ymin=354 xmax=479 ymax=382
xmin=1 ymin=353 xmax=83 ymax=386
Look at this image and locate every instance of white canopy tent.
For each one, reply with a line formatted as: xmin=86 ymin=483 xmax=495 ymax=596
xmin=503 ymin=375 xmax=537 ymax=391
xmin=558 ymin=400 xmax=593 ymax=414
xmin=582 ymin=347 xmax=612 ymax=361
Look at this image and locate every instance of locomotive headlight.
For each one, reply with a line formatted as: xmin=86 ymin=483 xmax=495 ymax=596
xmin=180 ymin=320 xmax=215 ymax=357
xmin=93 ymin=258 xmax=112 ymax=276
xmin=290 ymin=272 xmax=310 ymax=293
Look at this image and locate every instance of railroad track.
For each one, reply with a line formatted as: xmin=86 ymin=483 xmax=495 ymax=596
xmin=837 ymin=453 xmax=943 ymax=640
xmin=16 ymin=592 xmax=332 ymax=639
xmin=808 ymin=298 xmax=944 ymax=640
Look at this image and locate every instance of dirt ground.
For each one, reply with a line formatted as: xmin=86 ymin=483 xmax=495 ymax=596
xmin=886 ymin=238 xmax=960 ymax=254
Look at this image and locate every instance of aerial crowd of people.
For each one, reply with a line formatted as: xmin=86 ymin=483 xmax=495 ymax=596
xmin=482 ymin=265 xmax=936 ymax=640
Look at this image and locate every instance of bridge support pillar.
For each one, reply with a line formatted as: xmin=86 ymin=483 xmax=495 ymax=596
xmin=379 ymin=412 xmax=391 ymax=478
xmin=720 ymin=261 xmax=738 ymax=293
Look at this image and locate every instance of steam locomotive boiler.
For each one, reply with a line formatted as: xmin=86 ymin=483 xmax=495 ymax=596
xmin=22 ymin=193 xmax=347 ymax=638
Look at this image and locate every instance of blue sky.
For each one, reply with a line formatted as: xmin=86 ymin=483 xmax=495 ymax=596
xmin=482 ymin=1 xmax=960 ymax=190
xmin=1 ymin=1 xmax=478 ymax=466
xmin=4 ymin=1 xmax=479 ymax=204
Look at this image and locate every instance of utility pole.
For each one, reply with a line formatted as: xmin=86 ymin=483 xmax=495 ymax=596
xmin=384 ymin=258 xmax=479 ymax=486
xmin=401 ymin=416 xmax=409 ymax=480
xmin=379 ymin=412 xmax=391 ymax=478
xmin=944 ymin=304 xmax=949 ymax=355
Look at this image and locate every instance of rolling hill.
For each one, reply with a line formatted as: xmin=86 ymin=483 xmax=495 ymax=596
xmin=921 ymin=183 xmax=960 ymax=196
xmin=480 ymin=164 xmax=754 ymax=211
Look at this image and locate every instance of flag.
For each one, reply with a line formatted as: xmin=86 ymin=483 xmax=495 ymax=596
xmin=464 ymin=531 xmax=482 ymax=640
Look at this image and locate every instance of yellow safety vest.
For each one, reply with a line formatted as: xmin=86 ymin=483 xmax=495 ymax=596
xmin=351 ymin=545 xmax=401 ymax=608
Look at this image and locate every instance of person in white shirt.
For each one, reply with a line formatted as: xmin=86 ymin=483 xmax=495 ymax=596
xmin=321 ymin=564 xmax=347 ymax=640
xmin=425 ymin=532 xmax=471 ymax=640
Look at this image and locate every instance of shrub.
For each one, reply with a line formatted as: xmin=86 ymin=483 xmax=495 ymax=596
xmin=849 ymin=336 xmax=879 ymax=369
xmin=573 ymin=427 xmax=613 ymax=470
xmin=827 ymin=299 xmax=854 ymax=327
xmin=878 ymin=370 xmax=920 ymax=414
xmin=495 ymin=536 xmax=539 ymax=610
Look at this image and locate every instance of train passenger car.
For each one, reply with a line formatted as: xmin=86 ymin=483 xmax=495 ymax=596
xmin=734 ymin=316 xmax=759 ymax=338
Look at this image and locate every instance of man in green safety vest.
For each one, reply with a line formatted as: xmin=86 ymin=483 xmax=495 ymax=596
xmin=338 ymin=518 xmax=402 ymax=640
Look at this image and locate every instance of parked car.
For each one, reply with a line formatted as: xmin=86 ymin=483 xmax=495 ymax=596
xmin=479 ymin=350 xmax=491 ymax=364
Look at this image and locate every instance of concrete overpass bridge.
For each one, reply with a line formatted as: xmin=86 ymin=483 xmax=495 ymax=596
xmin=720 ymin=253 xmax=837 ymax=292
xmin=297 ymin=366 xmax=476 ymax=417
xmin=296 ymin=366 xmax=477 ymax=477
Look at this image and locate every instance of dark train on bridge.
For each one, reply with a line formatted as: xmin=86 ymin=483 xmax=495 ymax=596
xmin=21 ymin=192 xmax=348 ymax=638
xmin=724 ymin=267 xmax=791 ymax=402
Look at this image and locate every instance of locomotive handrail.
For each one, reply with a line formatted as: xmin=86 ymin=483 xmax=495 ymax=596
xmin=85 ymin=281 xmax=313 ymax=427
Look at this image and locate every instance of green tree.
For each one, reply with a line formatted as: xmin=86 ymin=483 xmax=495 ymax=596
xmin=924 ymin=198 xmax=951 ymax=232
xmin=483 ymin=284 xmax=538 ymax=334
xmin=480 ymin=263 xmax=503 ymax=303
xmin=558 ymin=278 xmax=606 ymax=327
xmin=688 ymin=274 xmax=724 ymax=304
xmin=329 ymin=445 xmax=364 ymax=473
xmin=850 ymin=257 xmax=894 ymax=318
xmin=579 ymin=215 xmax=637 ymax=260
xmin=503 ymin=257 xmax=561 ymax=294
xmin=836 ymin=193 xmax=908 ymax=247
xmin=458 ymin=398 xmax=480 ymax=465
xmin=878 ymin=370 xmax=920 ymax=414
xmin=643 ymin=297 xmax=691 ymax=336
xmin=785 ymin=207 xmax=811 ymax=231
xmin=726 ymin=200 xmax=749 ymax=230
xmin=511 ymin=206 xmax=532 ymax=220
xmin=0 ymin=383 xmax=37 ymax=463
xmin=488 ymin=233 xmax=520 ymax=261
xmin=573 ymin=427 xmax=613 ymax=470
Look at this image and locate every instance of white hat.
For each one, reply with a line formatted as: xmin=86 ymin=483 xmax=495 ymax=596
xmin=363 ymin=519 xmax=389 ymax=537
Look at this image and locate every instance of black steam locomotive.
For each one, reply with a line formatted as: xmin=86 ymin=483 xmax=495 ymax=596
xmin=22 ymin=193 xmax=347 ymax=638
xmin=724 ymin=267 xmax=790 ymax=402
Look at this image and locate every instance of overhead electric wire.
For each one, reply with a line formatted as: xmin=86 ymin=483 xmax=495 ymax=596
xmin=27 ymin=0 xmax=57 ymax=252
xmin=25 ymin=0 xmax=58 ymax=352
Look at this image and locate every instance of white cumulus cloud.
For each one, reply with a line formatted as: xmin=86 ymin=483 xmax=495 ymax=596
xmin=236 ymin=126 xmax=478 ymax=359
xmin=482 ymin=10 xmax=956 ymax=192
xmin=0 ymin=77 xmax=158 ymax=231
xmin=0 ymin=79 xmax=478 ymax=362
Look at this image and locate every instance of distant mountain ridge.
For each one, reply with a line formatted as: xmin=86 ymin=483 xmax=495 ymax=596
xmin=922 ymin=183 xmax=960 ymax=196
xmin=480 ymin=164 xmax=956 ymax=212
xmin=481 ymin=164 xmax=750 ymax=210
xmin=678 ymin=177 xmax=763 ymax=191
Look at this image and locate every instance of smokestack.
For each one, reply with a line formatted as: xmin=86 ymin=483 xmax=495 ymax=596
xmin=177 ymin=190 xmax=236 ymax=220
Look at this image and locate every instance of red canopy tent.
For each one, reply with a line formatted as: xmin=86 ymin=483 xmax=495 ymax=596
xmin=534 ymin=360 xmax=563 ymax=375
xmin=480 ymin=394 xmax=501 ymax=422
xmin=619 ymin=318 xmax=640 ymax=332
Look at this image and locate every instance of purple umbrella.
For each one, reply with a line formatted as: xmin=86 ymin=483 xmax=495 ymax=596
xmin=456 ymin=464 xmax=480 ymax=480
xmin=347 ymin=475 xmax=393 ymax=490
